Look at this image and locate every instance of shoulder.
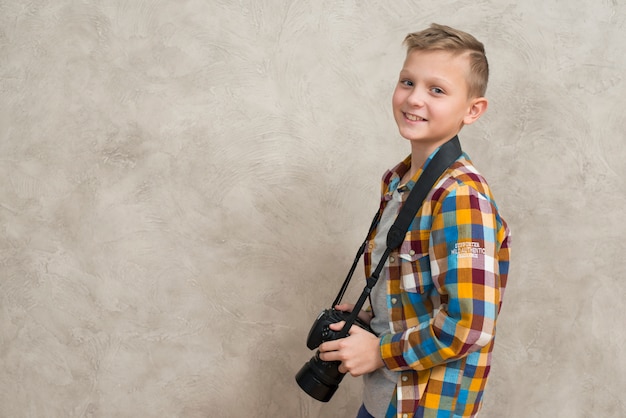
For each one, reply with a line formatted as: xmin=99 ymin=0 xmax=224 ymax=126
xmin=431 ymin=157 xmax=496 ymax=205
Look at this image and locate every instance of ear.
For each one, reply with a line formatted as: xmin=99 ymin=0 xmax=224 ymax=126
xmin=463 ymin=97 xmax=488 ymax=125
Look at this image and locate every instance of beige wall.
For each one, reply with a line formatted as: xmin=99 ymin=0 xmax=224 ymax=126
xmin=1 ymin=1 xmax=625 ymax=417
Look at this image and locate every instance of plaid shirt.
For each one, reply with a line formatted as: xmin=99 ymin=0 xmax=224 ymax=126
xmin=364 ymin=150 xmax=511 ymax=418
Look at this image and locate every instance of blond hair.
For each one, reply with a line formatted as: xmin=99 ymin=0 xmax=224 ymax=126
xmin=403 ymin=23 xmax=489 ymax=98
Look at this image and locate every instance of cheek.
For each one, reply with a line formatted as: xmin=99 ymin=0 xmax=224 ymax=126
xmin=391 ymin=89 xmax=403 ymax=110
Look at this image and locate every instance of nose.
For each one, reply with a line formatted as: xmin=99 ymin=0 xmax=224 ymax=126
xmin=407 ymin=87 xmax=426 ymax=107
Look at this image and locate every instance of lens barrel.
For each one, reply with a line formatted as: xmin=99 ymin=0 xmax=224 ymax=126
xmin=295 ymin=354 xmax=345 ymax=402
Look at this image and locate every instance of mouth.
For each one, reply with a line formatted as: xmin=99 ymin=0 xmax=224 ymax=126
xmin=404 ymin=112 xmax=427 ymax=122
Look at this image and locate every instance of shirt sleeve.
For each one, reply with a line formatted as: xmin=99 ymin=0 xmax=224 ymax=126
xmin=379 ymin=183 xmax=503 ymax=371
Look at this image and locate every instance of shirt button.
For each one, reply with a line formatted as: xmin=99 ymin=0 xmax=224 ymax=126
xmin=389 ymin=256 xmax=395 ymax=263
xmin=409 ymin=250 xmax=415 ymax=256
xmin=402 ymin=375 xmax=408 ymax=382
xmin=403 ymin=414 xmax=409 ymax=418
xmin=391 ymin=298 xmax=398 ymax=305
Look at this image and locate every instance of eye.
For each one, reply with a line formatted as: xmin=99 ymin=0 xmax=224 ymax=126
xmin=400 ymin=79 xmax=414 ymax=87
xmin=430 ymin=87 xmax=445 ymax=95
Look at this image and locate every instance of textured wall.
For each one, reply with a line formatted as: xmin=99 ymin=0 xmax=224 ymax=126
xmin=1 ymin=1 xmax=625 ymax=417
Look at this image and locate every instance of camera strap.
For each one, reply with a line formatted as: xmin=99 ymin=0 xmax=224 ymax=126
xmin=332 ymin=136 xmax=462 ymax=338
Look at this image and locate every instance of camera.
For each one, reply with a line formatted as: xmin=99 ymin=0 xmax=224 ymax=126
xmin=295 ymin=309 xmax=372 ymax=402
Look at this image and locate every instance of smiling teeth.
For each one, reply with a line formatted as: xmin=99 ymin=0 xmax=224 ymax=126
xmin=405 ymin=113 xmax=425 ymax=121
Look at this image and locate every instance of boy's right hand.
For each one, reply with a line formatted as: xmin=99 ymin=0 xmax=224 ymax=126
xmin=334 ymin=303 xmax=373 ymax=325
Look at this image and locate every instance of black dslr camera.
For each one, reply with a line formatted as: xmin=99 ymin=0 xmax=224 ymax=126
xmin=295 ymin=308 xmax=372 ymax=402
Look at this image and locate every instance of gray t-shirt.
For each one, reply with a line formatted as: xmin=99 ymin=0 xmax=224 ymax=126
xmin=363 ymin=188 xmax=404 ymax=418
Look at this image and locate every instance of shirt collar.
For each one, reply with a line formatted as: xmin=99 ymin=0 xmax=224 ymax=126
xmin=382 ymin=147 xmax=445 ymax=200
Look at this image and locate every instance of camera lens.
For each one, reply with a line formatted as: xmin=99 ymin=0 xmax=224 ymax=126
xmin=295 ymin=354 xmax=345 ymax=402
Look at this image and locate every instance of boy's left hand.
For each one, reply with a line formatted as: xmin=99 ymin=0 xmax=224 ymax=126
xmin=318 ymin=321 xmax=384 ymax=376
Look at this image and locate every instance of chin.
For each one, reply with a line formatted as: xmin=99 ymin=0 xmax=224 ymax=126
xmin=397 ymin=130 xmax=425 ymax=142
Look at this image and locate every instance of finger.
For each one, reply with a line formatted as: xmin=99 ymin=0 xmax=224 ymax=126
xmin=319 ymin=341 xmax=335 ymax=353
xmin=338 ymin=363 xmax=347 ymax=374
xmin=329 ymin=321 xmax=346 ymax=330
xmin=319 ymin=350 xmax=339 ymax=362
xmin=329 ymin=321 xmax=365 ymax=336
xmin=334 ymin=303 xmax=355 ymax=312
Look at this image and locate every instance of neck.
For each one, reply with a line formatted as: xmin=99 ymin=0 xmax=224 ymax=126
xmin=403 ymin=143 xmax=437 ymax=182
xmin=404 ymin=136 xmax=458 ymax=183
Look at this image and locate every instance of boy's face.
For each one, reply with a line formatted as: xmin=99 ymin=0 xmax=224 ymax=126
xmin=392 ymin=49 xmax=486 ymax=152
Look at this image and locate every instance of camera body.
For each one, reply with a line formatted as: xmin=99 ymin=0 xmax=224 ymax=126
xmin=296 ymin=309 xmax=373 ymax=402
xmin=305 ymin=309 xmax=370 ymax=349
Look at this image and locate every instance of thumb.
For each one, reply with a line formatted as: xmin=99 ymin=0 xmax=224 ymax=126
xmin=329 ymin=321 xmax=346 ymax=331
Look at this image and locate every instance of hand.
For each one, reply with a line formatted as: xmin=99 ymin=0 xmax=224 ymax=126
xmin=318 ymin=321 xmax=384 ymax=377
xmin=334 ymin=303 xmax=373 ymax=325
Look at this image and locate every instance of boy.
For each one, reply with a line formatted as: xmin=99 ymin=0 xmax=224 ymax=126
xmin=318 ymin=24 xmax=511 ymax=418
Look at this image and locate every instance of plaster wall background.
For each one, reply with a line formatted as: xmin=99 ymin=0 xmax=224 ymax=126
xmin=1 ymin=1 xmax=625 ymax=417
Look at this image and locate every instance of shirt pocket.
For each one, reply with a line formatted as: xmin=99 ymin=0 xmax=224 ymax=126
xmin=398 ymin=240 xmax=433 ymax=294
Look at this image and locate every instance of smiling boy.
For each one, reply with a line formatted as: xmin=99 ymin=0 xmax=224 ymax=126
xmin=318 ymin=24 xmax=511 ymax=417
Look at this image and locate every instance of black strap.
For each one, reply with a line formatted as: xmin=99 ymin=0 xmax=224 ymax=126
xmin=332 ymin=136 xmax=462 ymax=337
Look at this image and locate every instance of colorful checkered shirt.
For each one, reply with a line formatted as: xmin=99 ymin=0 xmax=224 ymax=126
xmin=364 ymin=149 xmax=511 ymax=418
